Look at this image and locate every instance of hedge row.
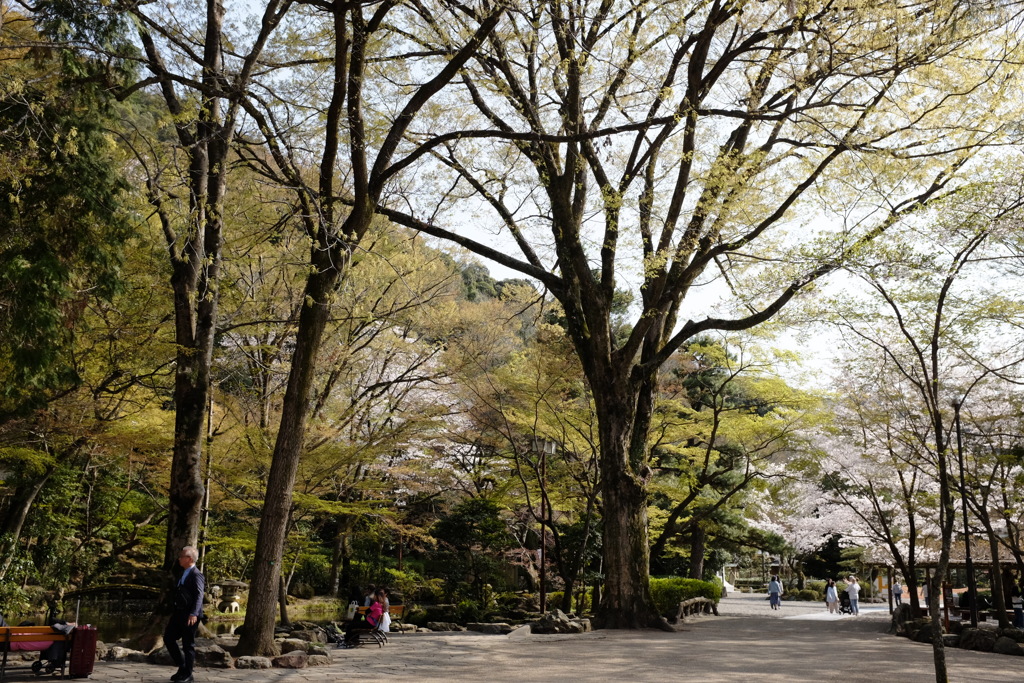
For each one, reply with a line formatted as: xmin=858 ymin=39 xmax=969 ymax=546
xmin=650 ymin=577 xmax=723 ymax=614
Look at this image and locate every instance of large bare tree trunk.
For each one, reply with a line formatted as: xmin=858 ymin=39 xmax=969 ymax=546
xmin=689 ymin=525 xmax=707 ymax=580
xmin=0 ymin=471 xmax=53 ymax=581
xmin=981 ymin=515 xmax=1009 ymax=629
xmin=157 ymin=0 xmax=228 ymax=569
xmin=132 ymin=0 xmax=289 ymax=570
xmin=237 ymin=264 xmax=342 ymax=655
xmin=590 ymin=378 xmax=664 ymax=628
xmin=234 ymin=2 xmax=501 ymax=655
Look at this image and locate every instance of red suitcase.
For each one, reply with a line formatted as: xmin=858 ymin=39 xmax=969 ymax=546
xmin=68 ymin=626 xmax=97 ymax=678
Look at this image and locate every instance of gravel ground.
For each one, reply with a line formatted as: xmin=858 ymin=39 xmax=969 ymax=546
xmin=4 ymin=593 xmax=1021 ymax=683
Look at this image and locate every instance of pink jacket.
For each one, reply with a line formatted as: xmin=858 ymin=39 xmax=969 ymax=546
xmin=366 ymin=601 xmax=384 ymax=627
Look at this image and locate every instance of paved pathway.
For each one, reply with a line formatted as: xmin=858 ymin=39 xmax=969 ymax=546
xmin=5 ymin=594 xmax=1023 ymax=682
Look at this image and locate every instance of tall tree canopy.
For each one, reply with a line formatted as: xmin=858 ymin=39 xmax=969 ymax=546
xmin=0 ymin=5 xmax=131 ymax=402
xmin=378 ymin=0 xmax=1024 ymax=628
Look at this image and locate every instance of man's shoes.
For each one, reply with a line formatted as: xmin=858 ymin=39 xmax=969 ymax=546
xmin=170 ymin=670 xmax=191 ymax=682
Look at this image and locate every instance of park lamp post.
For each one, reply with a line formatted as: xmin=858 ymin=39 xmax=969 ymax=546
xmin=952 ymin=399 xmax=978 ymax=628
xmin=531 ymin=437 xmax=558 ymax=614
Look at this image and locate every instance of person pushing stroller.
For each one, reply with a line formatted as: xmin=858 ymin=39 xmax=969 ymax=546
xmin=839 ymin=590 xmax=854 ymax=615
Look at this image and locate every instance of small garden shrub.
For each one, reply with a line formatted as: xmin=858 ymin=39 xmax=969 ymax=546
xmin=650 ymin=577 xmax=722 ymax=614
xmin=289 ymin=581 xmax=315 ymax=599
xmin=456 ymin=598 xmax=485 ymax=623
xmin=405 ymin=606 xmax=429 ymax=627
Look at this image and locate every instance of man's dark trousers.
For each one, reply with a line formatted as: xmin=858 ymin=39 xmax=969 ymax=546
xmin=164 ymin=611 xmax=198 ymax=675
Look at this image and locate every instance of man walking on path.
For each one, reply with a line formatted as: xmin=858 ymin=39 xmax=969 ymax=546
xmin=164 ymin=546 xmax=205 ymax=683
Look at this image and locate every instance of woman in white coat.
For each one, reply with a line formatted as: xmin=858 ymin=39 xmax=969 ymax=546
xmin=825 ymin=579 xmax=839 ymax=613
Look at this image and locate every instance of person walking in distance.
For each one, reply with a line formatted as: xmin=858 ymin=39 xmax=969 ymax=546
xmin=768 ymin=575 xmax=784 ymax=611
xmin=825 ymin=579 xmax=840 ymax=614
xmin=846 ymin=576 xmax=861 ymax=616
xmin=164 ymin=546 xmax=205 ymax=683
xmin=892 ymin=579 xmax=903 ymax=607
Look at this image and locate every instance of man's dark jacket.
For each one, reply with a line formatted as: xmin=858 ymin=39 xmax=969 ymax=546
xmin=174 ymin=567 xmax=205 ymax=617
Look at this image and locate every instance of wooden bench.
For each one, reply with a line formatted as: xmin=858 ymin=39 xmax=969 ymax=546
xmin=347 ymin=607 xmax=387 ymax=648
xmin=387 ymin=604 xmax=407 ymax=632
xmin=674 ymin=597 xmax=719 ymax=622
xmin=0 ymin=626 xmax=73 ymax=680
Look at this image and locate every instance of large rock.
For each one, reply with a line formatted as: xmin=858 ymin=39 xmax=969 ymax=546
xmin=942 ymin=634 xmax=960 ymax=648
xmin=912 ymin=623 xmax=937 ymax=644
xmin=423 ymin=605 xmax=458 ymax=623
xmin=426 ymin=622 xmax=465 ymax=631
xmin=890 ymin=603 xmax=914 ymax=636
xmin=273 ymin=650 xmax=308 ymax=669
xmin=279 ymin=638 xmax=309 ymax=653
xmin=147 ymin=646 xmax=175 ymax=666
xmin=108 ymin=646 xmax=147 ymax=662
xmin=467 ymin=623 xmax=514 ymax=635
xmin=904 ymin=618 xmax=932 ymax=640
xmin=994 ymin=636 xmax=1024 ymax=656
xmin=215 ymin=635 xmax=239 ymax=650
xmin=307 ymin=655 xmax=332 ymax=667
xmin=531 ymin=609 xmax=586 ymax=634
xmin=507 ymin=625 xmax=532 ymax=640
xmin=131 ymin=631 xmax=164 ymax=653
xmin=308 ymin=646 xmax=331 ymax=660
xmin=194 ymin=642 xmax=232 ymax=668
xmin=289 ymin=629 xmax=326 ymax=644
xmin=959 ymin=627 xmax=998 ymax=652
xmin=1000 ymin=627 xmax=1024 ymax=643
xmin=235 ymin=656 xmax=273 ymax=669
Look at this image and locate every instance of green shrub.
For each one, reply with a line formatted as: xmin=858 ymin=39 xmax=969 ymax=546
xmin=381 ymin=568 xmax=424 ymax=601
xmin=495 ymin=592 xmax=521 ymax=609
xmin=794 ymin=589 xmax=820 ymax=602
xmin=649 ymin=577 xmax=722 ymax=614
xmin=412 ymin=578 xmax=445 ymax=603
xmin=542 ymin=588 xmax=591 ymax=613
xmin=456 ymin=599 xmax=484 ymax=623
xmin=289 ymin=581 xmax=315 ymax=599
xmin=573 ymin=587 xmax=592 ymax=613
xmin=805 ymin=580 xmax=826 ymax=594
xmin=405 ymin=606 xmax=429 ymax=627
xmin=0 ymin=580 xmax=31 ymax=619
xmin=291 ymin=554 xmax=332 ymax=594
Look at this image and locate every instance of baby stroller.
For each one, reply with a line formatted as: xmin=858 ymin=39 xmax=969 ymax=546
xmin=839 ymin=591 xmax=853 ymax=615
xmin=31 ymin=609 xmax=72 ymax=677
xmin=30 ymin=644 xmax=67 ymax=677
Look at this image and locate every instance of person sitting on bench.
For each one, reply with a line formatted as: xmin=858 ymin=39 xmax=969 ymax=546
xmin=343 ymin=589 xmax=385 ymax=647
